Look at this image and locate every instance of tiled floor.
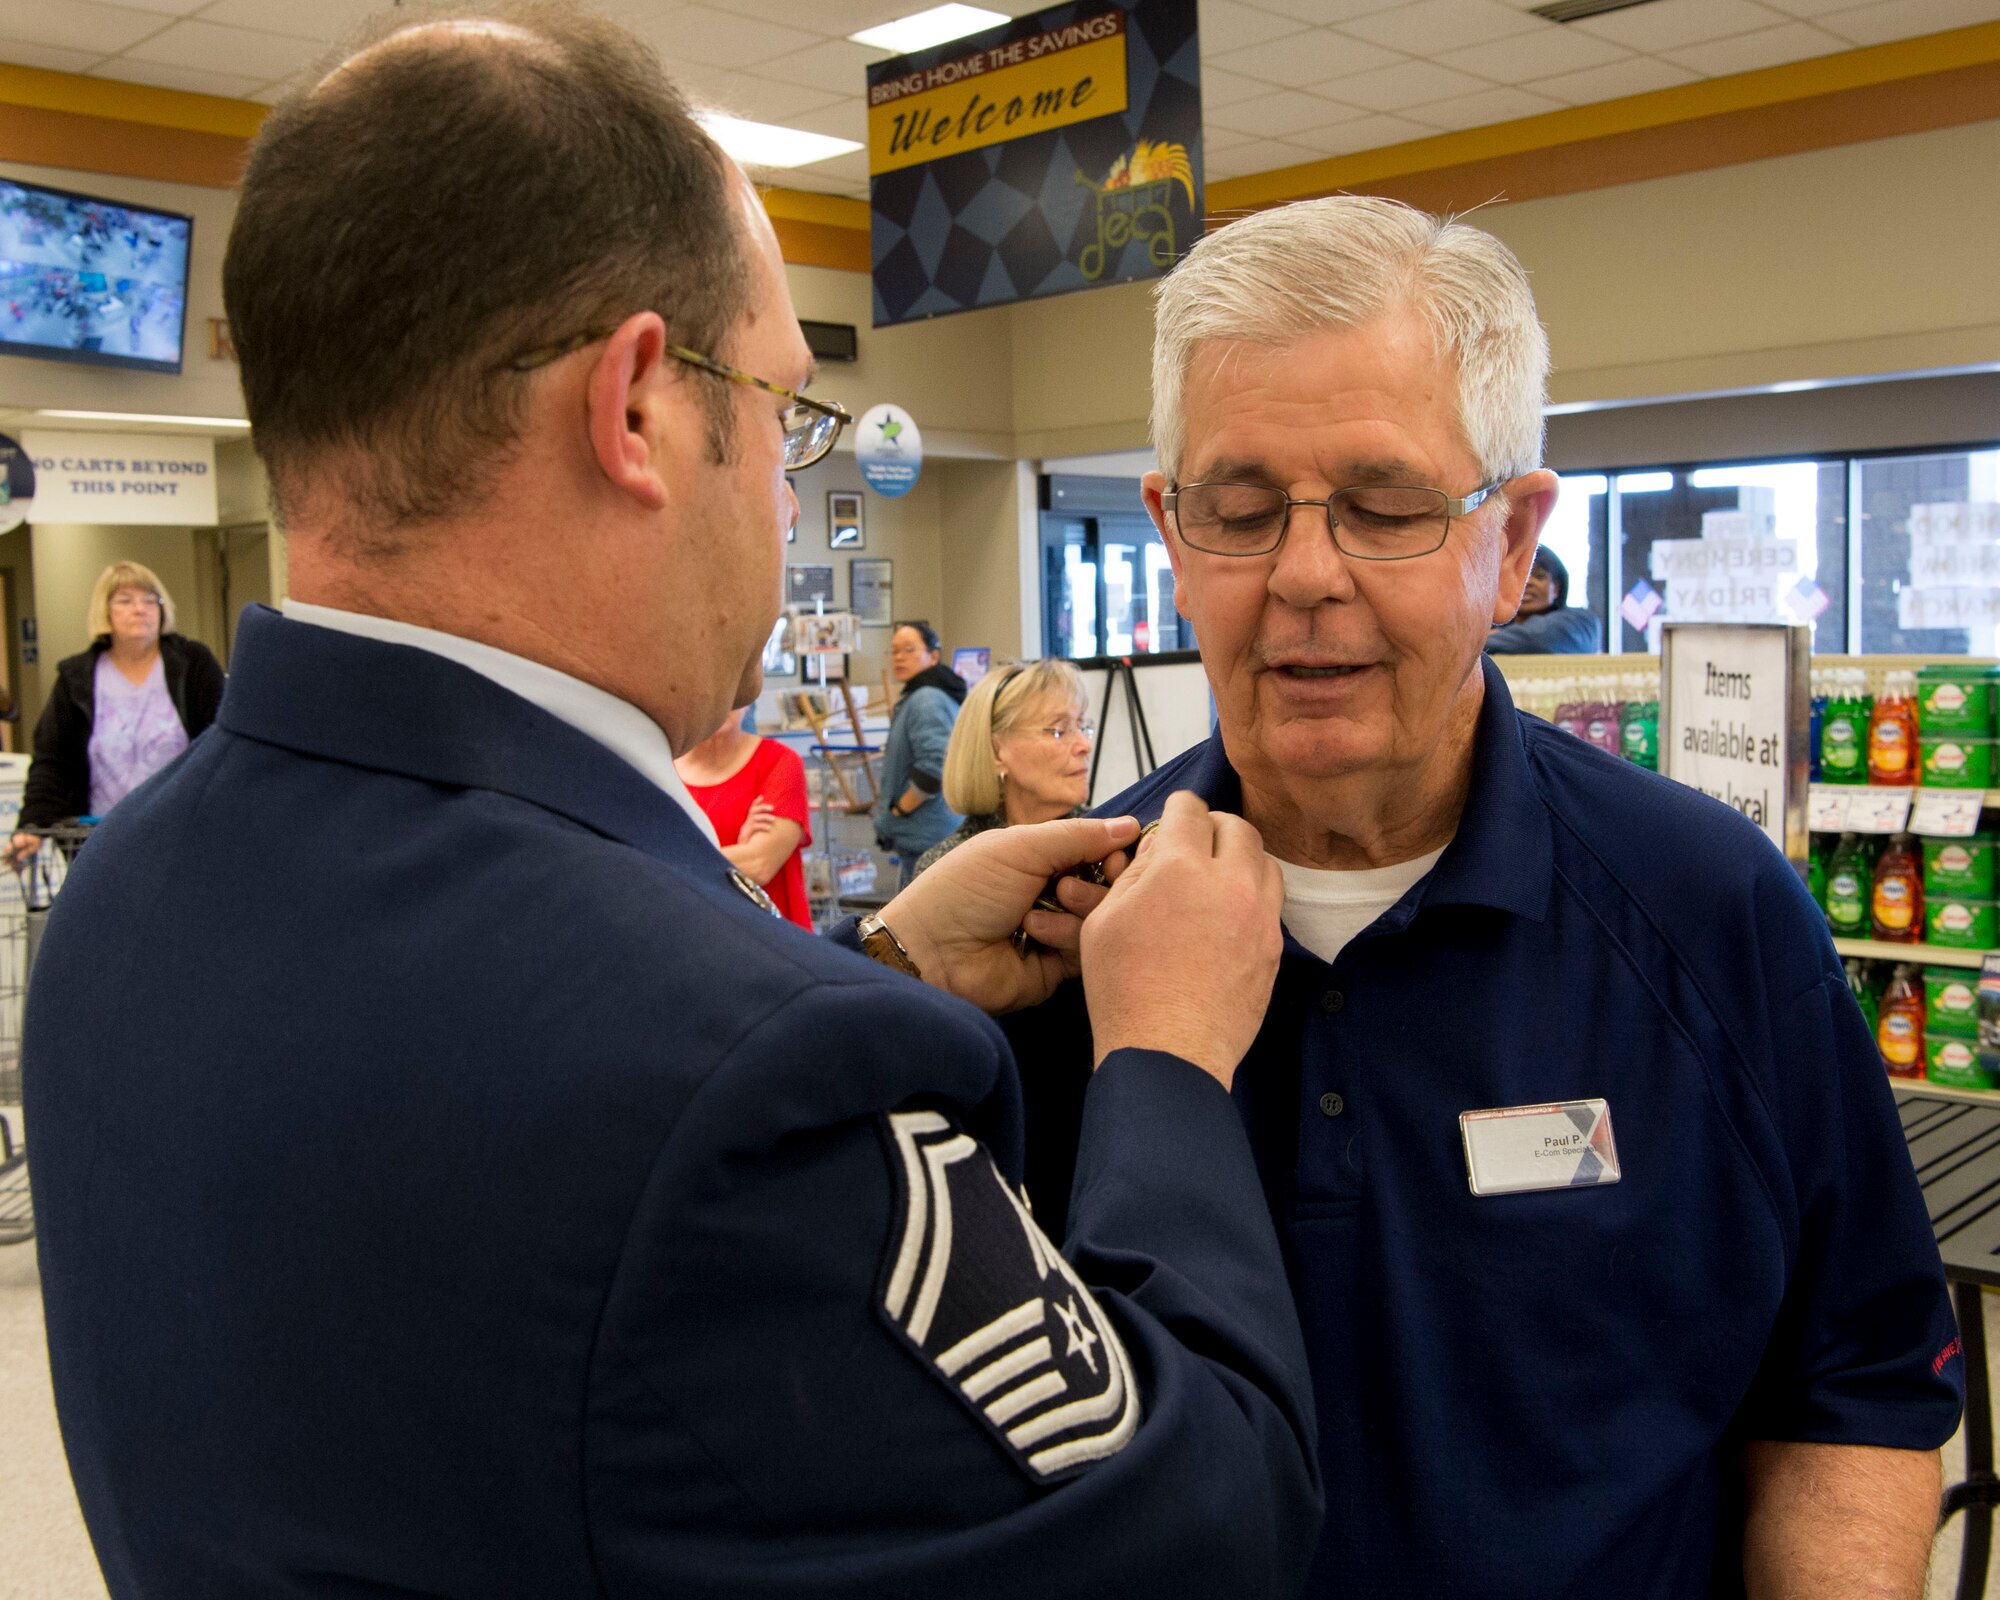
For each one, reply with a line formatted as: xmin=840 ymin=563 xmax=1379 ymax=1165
xmin=3 ymin=1237 xmax=1999 ymax=1598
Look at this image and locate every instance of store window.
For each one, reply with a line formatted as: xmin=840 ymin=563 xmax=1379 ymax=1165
xmin=1856 ymin=447 xmax=2000 ymax=656
xmin=1041 ymin=476 xmax=1186 ymax=660
xmin=1540 ymin=474 xmax=1608 ymax=626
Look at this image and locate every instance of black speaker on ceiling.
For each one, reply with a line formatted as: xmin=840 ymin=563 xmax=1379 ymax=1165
xmin=801 ymin=321 xmax=859 ymax=363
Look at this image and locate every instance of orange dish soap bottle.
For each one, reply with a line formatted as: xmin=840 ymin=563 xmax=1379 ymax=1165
xmin=1878 ymin=964 xmax=1925 ymax=1078
xmin=1867 ymin=671 xmax=1918 ymax=786
xmin=1871 ymin=832 xmax=1923 ymax=943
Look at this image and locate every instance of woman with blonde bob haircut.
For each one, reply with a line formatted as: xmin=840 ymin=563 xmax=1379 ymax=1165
xmin=7 ymin=560 xmax=225 ymax=864
xmin=914 ymin=657 xmax=1094 ymax=876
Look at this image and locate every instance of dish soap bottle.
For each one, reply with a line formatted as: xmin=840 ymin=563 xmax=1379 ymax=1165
xmin=1824 ymin=833 xmax=1873 ymax=938
xmin=1820 ymin=672 xmax=1869 ymax=785
xmin=1870 ymin=832 xmax=1923 ymax=943
xmin=1868 ymin=671 xmax=1918 ymax=787
xmin=1877 ymin=964 xmax=1925 ymax=1078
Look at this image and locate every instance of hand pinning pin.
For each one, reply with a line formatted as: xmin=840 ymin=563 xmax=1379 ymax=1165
xmin=1011 ymin=821 xmax=1159 ymax=956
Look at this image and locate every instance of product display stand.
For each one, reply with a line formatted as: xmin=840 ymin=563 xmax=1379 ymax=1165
xmin=1896 ymin=1088 xmax=2000 ymax=1598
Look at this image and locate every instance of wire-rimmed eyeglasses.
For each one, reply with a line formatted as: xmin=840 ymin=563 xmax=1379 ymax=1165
xmin=1162 ymin=480 xmax=1501 ymax=560
xmin=507 ymin=329 xmax=852 ymax=470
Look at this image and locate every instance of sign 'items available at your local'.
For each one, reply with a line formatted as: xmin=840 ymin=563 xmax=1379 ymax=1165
xmin=867 ymin=0 xmax=1201 ymax=328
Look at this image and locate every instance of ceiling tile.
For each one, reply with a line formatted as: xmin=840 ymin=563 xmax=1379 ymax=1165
xmin=1196 ymin=0 xmax=1309 ymax=54
xmin=0 ymin=0 xmax=172 ymax=55
xmin=1756 ymin=0 xmax=1879 ymax=12
xmin=1323 ymin=56 xmax=1494 ymax=109
xmin=1199 ymin=65 xmax=1274 ymax=107
xmin=1525 ymin=53 xmax=1700 ymax=102
xmin=1204 ymin=123 xmax=1260 ymax=149
xmin=1244 ymin=0 xmax=1407 ymax=23
xmin=1341 ymin=0 xmax=1546 ymax=53
xmin=690 ymin=0 xmax=907 ymax=36
xmin=753 ymin=37 xmax=888 ymax=91
xmin=1571 ymin=0 xmax=1793 ymax=51
xmin=671 ymin=62 xmax=847 ymax=121
xmin=1211 ymin=28 xmax=1407 ymax=85
xmin=1815 ymin=0 xmax=2000 ymax=45
xmin=1206 ymin=136 xmax=1322 ymax=179
xmin=90 ymin=57 xmax=267 ymax=96
xmin=1403 ymin=81 xmax=1564 ymax=128
xmin=642 ymin=5 xmax=824 ymax=71
xmin=1660 ymin=18 xmax=1847 ymax=71
xmin=193 ymin=0 xmax=379 ymax=43
xmin=1209 ymin=85 xmax=1366 ymax=135
xmin=97 ymin=0 xmax=205 ymax=12
xmin=121 ymin=18 xmax=326 ymax=77
xmin=1286 ymin=110 xmax=1440 ymax=152
xmin=1436 ymin=22 xmax=1629 ymax=79
xmin=0 ymin=40 xmax=106 ymax=71
xmin=786 ymin=96 xmax=869 ymax=144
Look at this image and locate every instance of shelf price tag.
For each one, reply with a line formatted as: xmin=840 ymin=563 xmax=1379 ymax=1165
xmin=1808 ymin=785 xmax=1852 ymax=832
xmin=1911 ymin=789 xmax=1984 ymax=837
xmin=1847 ymin=788 xmax=1914 ymax=834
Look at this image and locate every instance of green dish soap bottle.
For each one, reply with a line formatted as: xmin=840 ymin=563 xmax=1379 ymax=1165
xmin=1825 ymin=832 xmax=1874 ymax=938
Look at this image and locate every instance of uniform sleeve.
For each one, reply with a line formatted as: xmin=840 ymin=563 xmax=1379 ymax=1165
xmin=758 ymin=742 xmax=811 ymax=847
xmin=1736 ymin=969 xmax=1964 ymax=1448
xmin=589 ymin=982 xmax=1321 ymax=1598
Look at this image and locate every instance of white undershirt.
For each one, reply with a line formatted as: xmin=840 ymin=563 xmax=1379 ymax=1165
xmin=279 ymin=599 xmax=718 ymax=846
xmin=1276 ymin=846 xmax=1447 ymax=965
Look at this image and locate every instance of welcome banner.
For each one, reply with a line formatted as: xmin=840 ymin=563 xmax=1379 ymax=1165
xmin=867 ymin=0 xmax=1200 ymax=327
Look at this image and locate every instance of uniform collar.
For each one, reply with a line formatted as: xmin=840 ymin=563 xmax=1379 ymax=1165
xmin=280 ymin=598 xmax=716 ymax=845
xmin=1134 ymin=655 xmax=1552 ymax=925
xmin=221 ymin=606 xmax=724 ymax=873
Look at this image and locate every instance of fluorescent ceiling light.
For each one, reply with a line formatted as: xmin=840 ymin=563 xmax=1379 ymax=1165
xmin=697 ymin=113 xmax=861 ymax=170
xmin=849 ymin=4 xmax=1008 ymax=54
xmin=37 ymin=409 xmax=249 ymax=429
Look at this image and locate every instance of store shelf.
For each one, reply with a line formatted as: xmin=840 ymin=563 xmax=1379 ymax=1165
xmin=1832 ymin=937 xmax=1989 ymax=969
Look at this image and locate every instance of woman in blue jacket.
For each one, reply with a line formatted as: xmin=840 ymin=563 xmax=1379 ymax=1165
xmin=874 ymin=621 xmax=965 ymax=885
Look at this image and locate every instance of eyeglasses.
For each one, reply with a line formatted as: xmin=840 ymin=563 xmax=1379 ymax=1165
xmin=506 ymin=329 xmax=852 ymax=470
xmin=1162 ymin=480 xmax=1502 ymax=561
xmin=1030 ymin=719 xmax=1095 ymax=744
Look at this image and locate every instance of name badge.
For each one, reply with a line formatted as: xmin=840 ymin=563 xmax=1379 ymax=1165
xmin=1459 ymin=1099 xmax=1620 ymax=1197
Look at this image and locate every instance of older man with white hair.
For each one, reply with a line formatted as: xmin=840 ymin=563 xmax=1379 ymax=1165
xmin=1013 ymin=195 xmax=1963 ymax=1598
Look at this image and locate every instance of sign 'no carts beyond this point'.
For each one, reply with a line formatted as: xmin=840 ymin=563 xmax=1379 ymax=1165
xmin=867 ymin=0 xmax=1201 ymax=328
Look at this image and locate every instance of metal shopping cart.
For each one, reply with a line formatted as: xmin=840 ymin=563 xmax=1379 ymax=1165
xmin=0 ymin=823 xmax=91 ymax=1247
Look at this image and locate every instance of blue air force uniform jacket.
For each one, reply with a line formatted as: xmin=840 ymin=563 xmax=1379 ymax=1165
xmin=27 ymin=606 xmax=1320 ymax=1599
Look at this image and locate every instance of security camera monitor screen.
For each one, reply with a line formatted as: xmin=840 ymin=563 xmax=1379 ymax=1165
xmin=0 ymin=181 xmax=191 ymax=374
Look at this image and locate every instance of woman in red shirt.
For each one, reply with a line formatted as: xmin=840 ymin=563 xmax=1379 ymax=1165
xmin=674 ymin=710 xmax=815 ymax=931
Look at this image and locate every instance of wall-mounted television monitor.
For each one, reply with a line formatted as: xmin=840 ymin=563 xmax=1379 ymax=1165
xmin=0 ymin=180 xmax=191 ymax=375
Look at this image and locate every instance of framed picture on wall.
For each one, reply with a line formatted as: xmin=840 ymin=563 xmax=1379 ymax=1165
xmin=850 ymin=558 xmax=893 ymax=626
xmin=828 ymin=490 xmax=865 ymax=549
xmin=786 ymin=563 xmax=835 ymax=608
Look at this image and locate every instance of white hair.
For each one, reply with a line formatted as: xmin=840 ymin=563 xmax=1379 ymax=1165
xmin=1150 ymin=196 xmax=1549 ymax=486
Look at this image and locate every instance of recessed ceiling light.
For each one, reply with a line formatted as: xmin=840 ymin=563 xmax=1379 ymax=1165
xmin=697 ymin=113 xmax=862 ymax=170
xmin=37 ymin=409 xmax=250 ymax=429
xmin=849 ymin=4 xmax=1008 ymax=55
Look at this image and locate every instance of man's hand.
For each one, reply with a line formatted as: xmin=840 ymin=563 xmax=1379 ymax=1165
xmin=1080 ymin=791 xmax=1284 ymax=1089
xmin=4 ymin=832 xmax=38 ymax=870
xmin=1742 ymin=1439 xmax=1940 ymax=1600
xmin=877 ymin=815 xmax=1142 ymax=1014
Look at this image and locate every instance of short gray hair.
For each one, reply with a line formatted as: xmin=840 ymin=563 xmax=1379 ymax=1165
xmin=1150 ymin=196 xmax=1549 ymax=486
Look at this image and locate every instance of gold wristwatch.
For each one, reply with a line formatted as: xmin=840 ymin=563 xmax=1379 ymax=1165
xmin=857 ymin=913 xmax=921 ymax=979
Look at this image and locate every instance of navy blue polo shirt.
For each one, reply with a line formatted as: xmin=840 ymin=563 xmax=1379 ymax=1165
xmin=1096 ymin=657 xmax=1962 ymax=1599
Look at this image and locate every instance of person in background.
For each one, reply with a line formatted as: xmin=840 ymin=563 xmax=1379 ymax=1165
xmin=674 ymin=706 xmax=813 ymax=931
xmin=6 ymin=560 xmax=223 ymax=865
xmin=915 ymin=658 xmax=1094 ymax=876
xmin=875 ymin=619 xmax=963 ymax=884
xmin=1484 ymin=544 xmax=1601 ymax=653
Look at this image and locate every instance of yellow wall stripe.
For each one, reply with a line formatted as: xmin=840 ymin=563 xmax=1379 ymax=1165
xmin=0 ymin=62 xmax=268 ymax=140
xmin=1209 ymin=19 xmax=2000 ymax=213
